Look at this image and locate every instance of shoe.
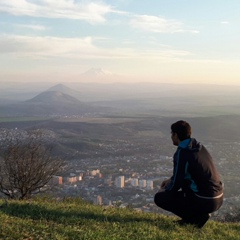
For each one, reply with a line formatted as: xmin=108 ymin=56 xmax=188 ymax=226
xmin=175 ymin=213 xmax=211 ymax=228
xmin=195 ymin=213 xmax=211 ymax=228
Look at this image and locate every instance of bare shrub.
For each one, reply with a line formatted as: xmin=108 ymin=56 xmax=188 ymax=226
xmin=0 ymin=128 xmax=64 ymax=200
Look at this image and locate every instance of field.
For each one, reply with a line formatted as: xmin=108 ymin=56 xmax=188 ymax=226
xmin=0 ymin=197 xmax=239 ymax=240
xmin=0 ymin=117 xmax=53 ymax=123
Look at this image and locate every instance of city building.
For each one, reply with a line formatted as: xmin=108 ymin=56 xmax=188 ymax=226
xmin=50 ymin=176 xmax=63 ymax=185
xmin=90 ymin=169 xmax=100 ymax=176
xmin=115 ymin=176 xmax=125 ymax=188
xmin=94 ymin=195 xmax=103 ymax=205
xmin=67 ymin=176 xmax=77 ymax=184
xmin=146 ymin=180 xmax=153 ymax=190
xmin=139 ymin=179 xmax=147 ymax=188
xmin=131 ymin=178 xmax=139 ymax=187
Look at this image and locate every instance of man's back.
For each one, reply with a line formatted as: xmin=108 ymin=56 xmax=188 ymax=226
xmin=184 ymin=140 xmax=223 ymax=197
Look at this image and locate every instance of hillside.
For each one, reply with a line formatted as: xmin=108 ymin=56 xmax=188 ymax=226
xmin=47 ymin=84 xmax=82 ymax=100
xmin=0 ymin=197 xmax=239 ymax=240
xmin=27 ymin=91 xmax=81 ymax=104
xmin=0 ymin=91 xmax=110 ymax=117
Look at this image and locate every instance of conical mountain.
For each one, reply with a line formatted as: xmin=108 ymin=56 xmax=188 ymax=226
xmin=48 ymin=83 xmax=73 ymax=92
xmin=0 ymin=90 xmax=107 ymax=117
xmin=47 ymin=84 xmax=81 ymax=99
xmin=27 ymin=91 xmax=81 ymax=104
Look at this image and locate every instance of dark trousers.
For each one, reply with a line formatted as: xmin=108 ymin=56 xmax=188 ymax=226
xmin=154 ymin=190 xmax=223 ymax=223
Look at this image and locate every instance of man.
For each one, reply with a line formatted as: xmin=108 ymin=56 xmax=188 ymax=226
xmin=154 ymin=120 xmax=223 ymax=228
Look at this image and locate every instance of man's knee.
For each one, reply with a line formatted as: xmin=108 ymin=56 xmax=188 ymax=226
xmin=154 ymin=191 xmax=170 ymax=208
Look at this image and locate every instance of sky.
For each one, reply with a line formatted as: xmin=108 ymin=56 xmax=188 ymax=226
xmin=0 ymin=0 xmax=240 ymax=85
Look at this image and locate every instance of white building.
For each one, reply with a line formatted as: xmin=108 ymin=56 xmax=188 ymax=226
xmin=139 ymin=179 xmax=147 ymax=188
xmin=90 ymin=169 xmax=100 ymax=176
xmin=115 ymin=176 xmax=125 ymax=188
xmin=146 ymin=180 xmax=153 ymax=190
xmin=131 ymin=178 xmax=139 ymax=187
xmin=67 ymin=176 xmax=77 ymax=184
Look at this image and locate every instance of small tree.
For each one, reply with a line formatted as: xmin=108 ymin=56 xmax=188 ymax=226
xmin=0 ymin=128 xmax=64 ymax=200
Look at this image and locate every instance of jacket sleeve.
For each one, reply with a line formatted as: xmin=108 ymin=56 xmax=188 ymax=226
xmin=165 ymin=149 xmax=187 ymax=192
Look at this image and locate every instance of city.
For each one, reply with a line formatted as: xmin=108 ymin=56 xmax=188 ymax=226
xmin=48 ymin=138 xmax=240 ymax=220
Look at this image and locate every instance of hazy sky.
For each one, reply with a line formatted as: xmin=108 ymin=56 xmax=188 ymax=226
xmin=0 ymin=0 xmax=240 ymax=85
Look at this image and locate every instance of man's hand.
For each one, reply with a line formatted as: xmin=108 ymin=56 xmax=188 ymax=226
xmin=161 ymin=178 xmax=172 ymax=190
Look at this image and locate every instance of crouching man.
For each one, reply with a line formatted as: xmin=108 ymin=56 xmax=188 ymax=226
xmin=154 ymin=120 xmax=223 ymax=228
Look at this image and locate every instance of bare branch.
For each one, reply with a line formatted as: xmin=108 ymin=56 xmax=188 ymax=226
xmin=0 ymin=128 xmax=64 ymax=200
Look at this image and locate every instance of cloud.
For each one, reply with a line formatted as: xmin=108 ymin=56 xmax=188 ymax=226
xmin=0 ymin=0 xmax=114 ymax=24
xmin=221 ymin=21 xmax=229 ymax=25
xmin=0 ymin=34 xmax=190 ymax=61
xmin=0 ymin=35 xmax=97 ymax=57
xmin=15 ymin=23 xmax=47 ymax=31
xmin=130 ymin=14 xmax=198 ymax=34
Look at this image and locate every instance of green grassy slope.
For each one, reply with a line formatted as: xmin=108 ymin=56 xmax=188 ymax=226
xmin=0 ymin=197 xmax=239 ymax=240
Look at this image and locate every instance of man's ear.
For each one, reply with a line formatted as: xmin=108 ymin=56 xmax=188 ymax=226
xmin=174 ymin=133 xmax=181 ymax=145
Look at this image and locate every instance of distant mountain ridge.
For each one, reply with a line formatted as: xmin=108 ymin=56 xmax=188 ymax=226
xmin=81 ymin=68 xmax=113 ymax=78
xmin=47 ymin=84 xmax=81 ymax=100
xmin=0 ymin=88 xmax=110 ymax=117
xmin=78 ymin=68 xmax=122 ymax=83
xmin=26 ymin=91 xmax=81 ymax=104
xmin=48 ymin=83 xmax=75 ymax=92
xmin=2 ymin=82 xmax=240 ymax=117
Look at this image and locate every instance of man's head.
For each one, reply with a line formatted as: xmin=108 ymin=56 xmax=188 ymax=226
xmin=171 ymin=120 xmax=192 ymax=146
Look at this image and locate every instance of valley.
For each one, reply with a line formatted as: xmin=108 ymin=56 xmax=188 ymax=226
xmin=0 ymin=82 xmax=240 ymax=218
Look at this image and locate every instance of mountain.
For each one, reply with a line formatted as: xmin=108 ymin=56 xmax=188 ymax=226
xmin=47 ymin=84 xmax=82 ymax=100
xmin=81 ymin=68 xmax=113 ymax=78
xmin=26 ymin=91 xmax=81 ymax=104
xmin=0 ymin=91 xmax=109 ymax=117
xmin=78 ymin=68 xmax=123 ymax=83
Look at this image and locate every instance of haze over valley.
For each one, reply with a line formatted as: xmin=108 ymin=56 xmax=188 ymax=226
xmin=1 ymin=1 xmax=240 ymax=229
xmin=0 ymin=80 xmax=240 ymax=218
xmin=1 ymin=78 xmax=240 ymax=117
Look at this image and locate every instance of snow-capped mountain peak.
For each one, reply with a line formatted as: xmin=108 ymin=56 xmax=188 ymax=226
xmin=81 ymin=68 xmax=113 ymax=77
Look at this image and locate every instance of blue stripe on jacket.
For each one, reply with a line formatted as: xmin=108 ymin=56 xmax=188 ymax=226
xmin=165 ymin=139 xmax=198 ymax=193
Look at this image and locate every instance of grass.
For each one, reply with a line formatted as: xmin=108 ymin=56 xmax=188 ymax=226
xmin=0 ymin=197 xmax=239 ymax=240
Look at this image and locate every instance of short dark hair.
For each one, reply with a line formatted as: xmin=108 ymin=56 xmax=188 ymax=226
xmin=171 ymin=120 xmax=192 ymax=141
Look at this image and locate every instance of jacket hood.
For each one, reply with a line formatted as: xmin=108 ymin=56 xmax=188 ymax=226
xmin=178 ymin=138 xmax=202 ymax=152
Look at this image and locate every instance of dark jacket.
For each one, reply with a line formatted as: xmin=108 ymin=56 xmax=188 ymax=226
xmin=165 ymin=138 xmax=223 ymax=198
